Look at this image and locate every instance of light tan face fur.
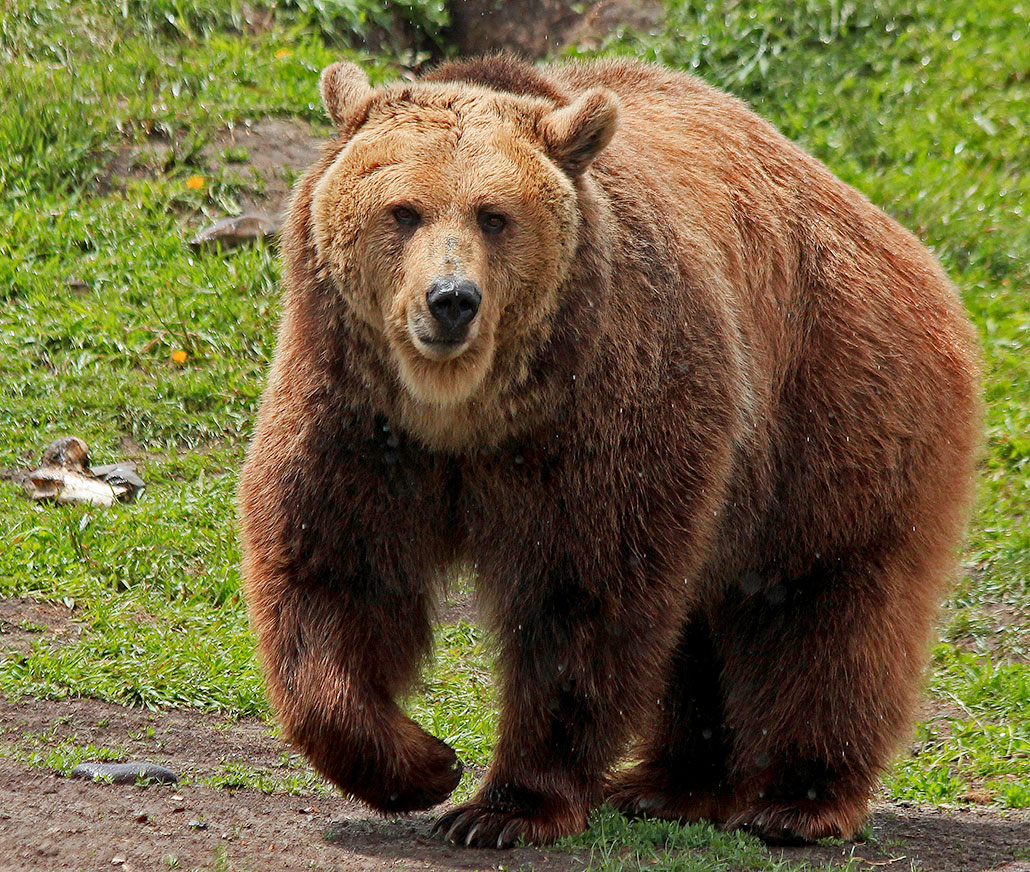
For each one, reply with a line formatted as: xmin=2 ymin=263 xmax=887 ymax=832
xmin=312 ymin=96 xmax=577 ymax=407
xmin=310 ymin=65 xmax=619 ymax=418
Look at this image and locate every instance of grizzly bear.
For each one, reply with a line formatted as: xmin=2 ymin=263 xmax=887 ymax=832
xmin=238 ymin=56 xmax=980 ymax=848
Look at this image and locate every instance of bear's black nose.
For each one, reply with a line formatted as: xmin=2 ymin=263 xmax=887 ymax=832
xmin=426 ymin=277 xmax=481 ymax=335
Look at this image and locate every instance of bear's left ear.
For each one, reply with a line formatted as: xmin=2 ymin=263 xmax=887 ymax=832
xmin=540 ymin=88 xmax=620 ymax=176
xmin=320 ymin=61 xmax=373 ymax=128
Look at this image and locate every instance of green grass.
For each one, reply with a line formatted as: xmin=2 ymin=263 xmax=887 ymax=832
xmin=556 ymin=810 xmax=870 ymax=872
xmin=204 ymin=756 xmax=333 ymax=795
xmin=7 ymin=734 xmax=126 ymax=777
xmin=0 ymin=0 xmax=1028 ymax=868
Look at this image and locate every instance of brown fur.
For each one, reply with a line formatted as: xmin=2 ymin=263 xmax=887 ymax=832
xmin=238 ymin=56 xmax=981 ymax=848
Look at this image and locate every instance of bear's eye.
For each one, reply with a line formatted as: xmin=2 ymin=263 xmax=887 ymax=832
xmin=478 ymin=212 xmax=507 ymax=235
xmin=391 ymin=206 xmax=421 ymax=228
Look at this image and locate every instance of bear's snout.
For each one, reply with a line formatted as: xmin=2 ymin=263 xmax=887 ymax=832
xmin=425 ymin=277 xmax=481 ymax=340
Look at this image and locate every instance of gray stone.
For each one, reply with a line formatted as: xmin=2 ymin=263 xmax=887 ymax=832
xmin=71 ymin=762 xmax=178 ymax=785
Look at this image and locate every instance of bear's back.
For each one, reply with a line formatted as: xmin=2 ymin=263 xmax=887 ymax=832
xmin=546 ymin=59 xmax=980 ymax=572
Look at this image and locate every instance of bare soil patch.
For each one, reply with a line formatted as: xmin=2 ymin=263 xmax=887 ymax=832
xmin=961 ymin=601 xmax=1030 ymax=664
xmin=209 ymin=118 xmax=327 ymax=217
xmin=446 ymin=0 xmax=663 ymax=58
xmin=1 ymin=696 xmax=1028 ymax=871
xmin=0 ymin=697 xmax=577 ymax=872
xmin=779 ymin=805 xmax=1030 ymax=871
xmin=0 ymin=598 xmax=81 ymax=658
xmin=439 ymin=588 xmax=477 ymax=625
xmin=102 ymin=117 xmax=326 ymax=220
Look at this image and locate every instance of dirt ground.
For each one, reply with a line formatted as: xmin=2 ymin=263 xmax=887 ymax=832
xmin=446 ymin=0 xmax=664 ymax=58
xmin=1 ymin=693 xmax=1029 ymax=872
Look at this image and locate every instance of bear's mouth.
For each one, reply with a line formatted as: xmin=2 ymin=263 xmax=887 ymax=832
xmin=407 ymin=314 xmax=477 ymax=362
xmin=387 ymin=314 xmax=495 ymax=408
xmin=414 ymin=336 xmax=469 ymax=360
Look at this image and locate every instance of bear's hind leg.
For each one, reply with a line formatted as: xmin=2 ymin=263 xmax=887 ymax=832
xmin=713 ymin=550 xmax=942 ymax=843
xmin=606 ymin=617 xmax=734 ymax=825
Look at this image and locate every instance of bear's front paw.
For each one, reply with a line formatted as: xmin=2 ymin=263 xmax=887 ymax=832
xmin=433 ymin=793 xmax=587 ymax=848
xmin=353 ymin=730 xmax=463 ymax=813
xmin=391 ymin=733 xmax=464 ymax=812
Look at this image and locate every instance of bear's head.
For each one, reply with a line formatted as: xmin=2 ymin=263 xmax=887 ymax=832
xmin=307 ymin=61 xmax=619 ymax=432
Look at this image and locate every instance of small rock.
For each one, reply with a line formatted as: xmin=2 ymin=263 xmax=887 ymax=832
xmin=188 ymin=819 xmax=208 ymax=830
xmin=91 ymin=462 xmax=146 ymax=498
xmin=111 ymin=858 xmax=125 ymax=866
xmin=41 ymin=435 xmax=90 ymax=469
xmin=71 ymin=762 xmax=178 ymax=785
xmin=134 ymin=812 xmax=149 ymax=824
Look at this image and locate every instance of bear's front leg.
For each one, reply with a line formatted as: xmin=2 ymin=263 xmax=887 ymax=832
xmin=239 ymin=414 xmax=463 ymax=813
xmin=436 ymin=555 xmax=686 ymax=847
xmin=247 ymin=570 xmax=463 ymax=813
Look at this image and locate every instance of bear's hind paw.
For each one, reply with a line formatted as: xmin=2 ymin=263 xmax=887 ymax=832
xmin=605 ymin=767 xmax=726 ymax=825
xmin=726 ymin=800 xmax=865 ymax=845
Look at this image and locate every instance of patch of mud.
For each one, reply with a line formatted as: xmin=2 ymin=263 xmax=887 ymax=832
xmin=780 ymin=803 xmax=1030 ymax=871
xmin=0 ymin=598 xmax=81 ymax=657
xmin=101 ymin=117 xmax=326 ymax=219
xmin=439 ymin=589 xmax=477 ymax=625
xmin=210 ymin=118 xmax=327 ymax=217
xmin=0 ymin=698 xmax=282 ymax=778
xmin=0 ymin=698 xmax=579 ymax=872
xmin=0 ymin=761 xmax=586 ymax=872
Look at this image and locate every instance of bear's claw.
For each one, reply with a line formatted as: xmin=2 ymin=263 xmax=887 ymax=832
xmin=435 ymin=805 xmax=525 ymax=848
xmin=433 ymin=799 xmax=583 ymax=848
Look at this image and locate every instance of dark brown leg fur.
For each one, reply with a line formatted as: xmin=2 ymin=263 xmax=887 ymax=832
xmin=710 ymin=544 xmax=941 ymax=843
xmin=249 ymin=577 xmax=462 ymax=813
xmin=606 ymin=618 xmax=735 ymax=824
xmin=240 ymin=412 xmax=463 ymax=813
xmin=437 ymin=552 xmax=687 ymax=847
xmin=606 ymin=535 xmax=944 ymax=845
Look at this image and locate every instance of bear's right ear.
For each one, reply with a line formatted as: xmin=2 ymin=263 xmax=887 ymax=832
xmin=320 ymin=61 xmax=373 ymax=128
